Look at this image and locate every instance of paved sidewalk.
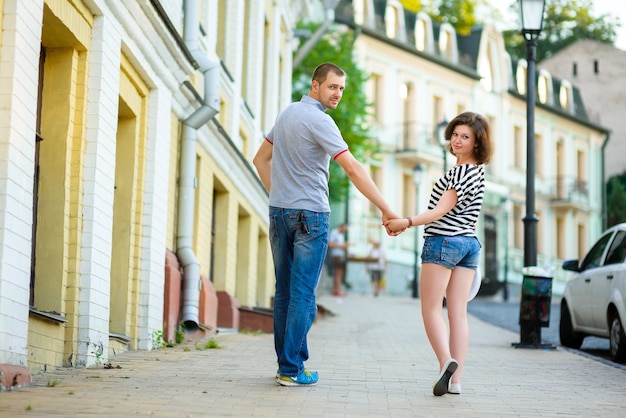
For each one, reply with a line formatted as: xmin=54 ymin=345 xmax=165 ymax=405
xmin=1 ymin=295 xmax=625 ymax=417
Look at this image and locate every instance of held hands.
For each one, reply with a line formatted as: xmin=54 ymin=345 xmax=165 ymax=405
xmin=385 ymin=217 xmax=411 ymax=234
xmin=381 ymin=212 xmax=407 ymax=236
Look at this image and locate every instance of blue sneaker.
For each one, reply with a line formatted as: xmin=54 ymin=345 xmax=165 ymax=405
xmin=276 ymin=369 xmax=319 ymax=386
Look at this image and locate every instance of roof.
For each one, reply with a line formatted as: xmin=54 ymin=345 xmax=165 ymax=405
xmin=333 ymin=1 xmax=603 ymax=129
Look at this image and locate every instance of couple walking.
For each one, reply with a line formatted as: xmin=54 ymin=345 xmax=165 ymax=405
xmin=253 ymin=63 xmax=494 ymax=395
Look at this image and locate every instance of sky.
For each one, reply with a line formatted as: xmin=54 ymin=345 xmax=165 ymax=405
xmin=484 ymin=0 xmax=626 ymax=51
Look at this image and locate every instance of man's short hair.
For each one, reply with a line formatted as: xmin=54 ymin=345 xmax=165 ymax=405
xmin=312 ymin=63 xmax=345 ymax=85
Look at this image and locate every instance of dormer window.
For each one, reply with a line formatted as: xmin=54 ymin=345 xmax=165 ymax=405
xmin=353 ymin=0 xmax=375 ymax=27
xmin=416 ymin=18 xmax=427 ymax=50
xmin=438 ymin=23 xmax=457 ymax=62
xmin=559 ymin=80 xmax=574 ymax=113
xmin=415 ymin=13 xmax=434 ymax=53
xmin=537 ymin=70 xmax=553 ymax=105
xmin=354 ymin=0 xmax=365 ymax=25
xmin=385 ymin=2 xmax=405 ymax=41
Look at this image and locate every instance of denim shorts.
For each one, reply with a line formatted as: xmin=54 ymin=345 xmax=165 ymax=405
xmin=421 ymin=235 xmax=481 ymax=270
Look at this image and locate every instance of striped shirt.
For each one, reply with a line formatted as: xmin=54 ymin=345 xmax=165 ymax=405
xmin=424 ymin=164 xmax=485 ymax=237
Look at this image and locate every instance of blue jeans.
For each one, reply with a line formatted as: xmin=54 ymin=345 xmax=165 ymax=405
xmin=269 ymin=207 xmax=329 ymax=377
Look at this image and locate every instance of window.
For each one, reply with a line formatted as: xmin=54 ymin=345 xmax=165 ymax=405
xmin=261 ymin=17 xmax=270 ymax=126
xmin=369 ymin=73 xmax=383 ymax=123
xmin=216 ymin=0 xmax=227 ymax=63
xmin=385 ymin=3 xmax=403 ymax=40
xmin=400 ymin=82 xmax=415 ymax=149
xmin=240 ymin=127 xmax=249 ymax=158
xmin=559 ymin=81 xmax=574 ymax=113
xmin=241 ymin=0 xmax=251 ymax=100
xmin=556 ymin=217 xmax=565 ymax=259
xmin=440 ymin=30 xmax=449 ymax=56
xmin=535 ymin=134 xmax=543 ymax=177
xmin=402 ymin=173 xmax=413 ymax=217
xmin=576 ymin=150 xmax=587 ymax=195
xmin=354 ymin=0 xmax=365 ymax=25
xmin=555 ymin=139 xmax=564 ymax=180
xmin=605 ymin=231 xmax=626 ymax=265
xmin=479 ymin=40 xmax=498 ymax=92
xmin=432 ymin=95 xmax=444 ymax=143
xmin=437 ymin=23 xmax=457 ymax=62
xmin=580 ymin=233 xmax=612 ymax=271
xmin=537 ymin=71 xmax=552 ymax=104
xmin=415 ymin=14 xmax=433 ymax=53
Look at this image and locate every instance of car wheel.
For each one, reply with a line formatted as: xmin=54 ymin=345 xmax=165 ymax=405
xmin=609 ymin=313 xmax=626 ymax=364
xmin=559 ymin=302 xmax=584 ymax=349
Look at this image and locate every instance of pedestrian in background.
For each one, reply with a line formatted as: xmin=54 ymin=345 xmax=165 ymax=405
xmin=385 ymin=111 xmax=493 ymax=396
xmin=253 ymin=62 xmax=400 ymax=387
xmin=328 ymin=223 xmax=349 ymax=296
xmin=366 ymin=240 xmax=386 ymax=297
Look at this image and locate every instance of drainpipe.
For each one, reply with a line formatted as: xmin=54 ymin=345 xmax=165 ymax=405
xmin=601 ymin=132 xmax=610 ymax=230
xmin=177 ymin=0 xmax=220 ymax=332
xmin=293 ymin=0 xmax=339 ymax=68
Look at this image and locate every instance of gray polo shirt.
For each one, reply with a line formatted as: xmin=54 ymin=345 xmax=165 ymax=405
xmin=266 ymin=95 xmax=348 ymax=212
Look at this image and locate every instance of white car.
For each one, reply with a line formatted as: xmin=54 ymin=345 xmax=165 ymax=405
xmin=559 ymin=223 xmax=626 ymax=363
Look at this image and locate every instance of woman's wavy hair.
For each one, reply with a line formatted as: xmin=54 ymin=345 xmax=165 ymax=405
xmin=443 ymin=111 xmax=494 ymax=164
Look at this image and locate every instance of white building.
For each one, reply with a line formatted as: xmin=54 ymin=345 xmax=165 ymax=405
xmin=332 ymin=0 xmax=608 ymax=297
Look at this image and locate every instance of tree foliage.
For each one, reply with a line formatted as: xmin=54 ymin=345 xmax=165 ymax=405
xmin=292 ymin=22 xmax=378 ymax=204
xmin=607 ymin=173 xmax=626 ymax=227
xmin=400 ymin=0 xmax=422 ymax=13
xmin=502 ymin=0 xmax=620 ymax=62
xmin=426 ymin=0 xmax=479 ymax=36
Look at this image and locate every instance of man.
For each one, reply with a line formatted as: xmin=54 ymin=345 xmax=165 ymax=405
xmin=367 ymin=240 xmax=387 ymax=297
xmin=328 ymin=223 xmax=348 ymax=296
xmin=253 ymin=62 xmax=399 ymax=386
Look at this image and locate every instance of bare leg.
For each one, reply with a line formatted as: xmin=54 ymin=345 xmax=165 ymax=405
xmin=445 ymin=266 xmax=474 ymax=384
xmin=419 ymin=263 xmax=453 ymax=369
xmin=333 ymin=266 xmax=344 ymax=295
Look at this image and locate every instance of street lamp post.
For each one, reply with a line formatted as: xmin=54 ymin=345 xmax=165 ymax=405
xmin=520 ymin=0 xmax=544 ymax=269
xmin=411 ymin=163 xmax=425 ymax=298
xmin=517 ymin=0 xmax=547 ymax=347
xmin=437 ymin=120 xmax=448 ymax=173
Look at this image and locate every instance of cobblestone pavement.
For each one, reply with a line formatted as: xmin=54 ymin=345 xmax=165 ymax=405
xmin=1 ymin=294 xmax=625 ymax=417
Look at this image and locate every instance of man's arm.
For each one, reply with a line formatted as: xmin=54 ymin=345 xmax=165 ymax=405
xmin=334 ymin=150 xmax=401 ymax=234
xmin=253 ymin=139 xmax=273 ymax=191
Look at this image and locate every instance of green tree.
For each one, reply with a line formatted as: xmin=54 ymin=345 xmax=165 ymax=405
xmin=502 ymin=0 xmax=620 ymax=62
xmin=607 ymin=173 xmax=626 ymax=227
xmin=427 ymin=0 xmax=479 ymax=36
xmin=292 ymin=22 xmax=378 ymax=204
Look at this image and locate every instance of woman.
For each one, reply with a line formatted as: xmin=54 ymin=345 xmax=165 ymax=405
xmin=386 ymin=111 xmax=493 ymax=396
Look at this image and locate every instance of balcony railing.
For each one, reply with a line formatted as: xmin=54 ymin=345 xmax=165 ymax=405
xmin=551 ymin=176 xmax=589 ymax=207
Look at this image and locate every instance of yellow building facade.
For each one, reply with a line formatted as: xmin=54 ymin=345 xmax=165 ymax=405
xmin=0 ymin=0 xmax=314 ymax=381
